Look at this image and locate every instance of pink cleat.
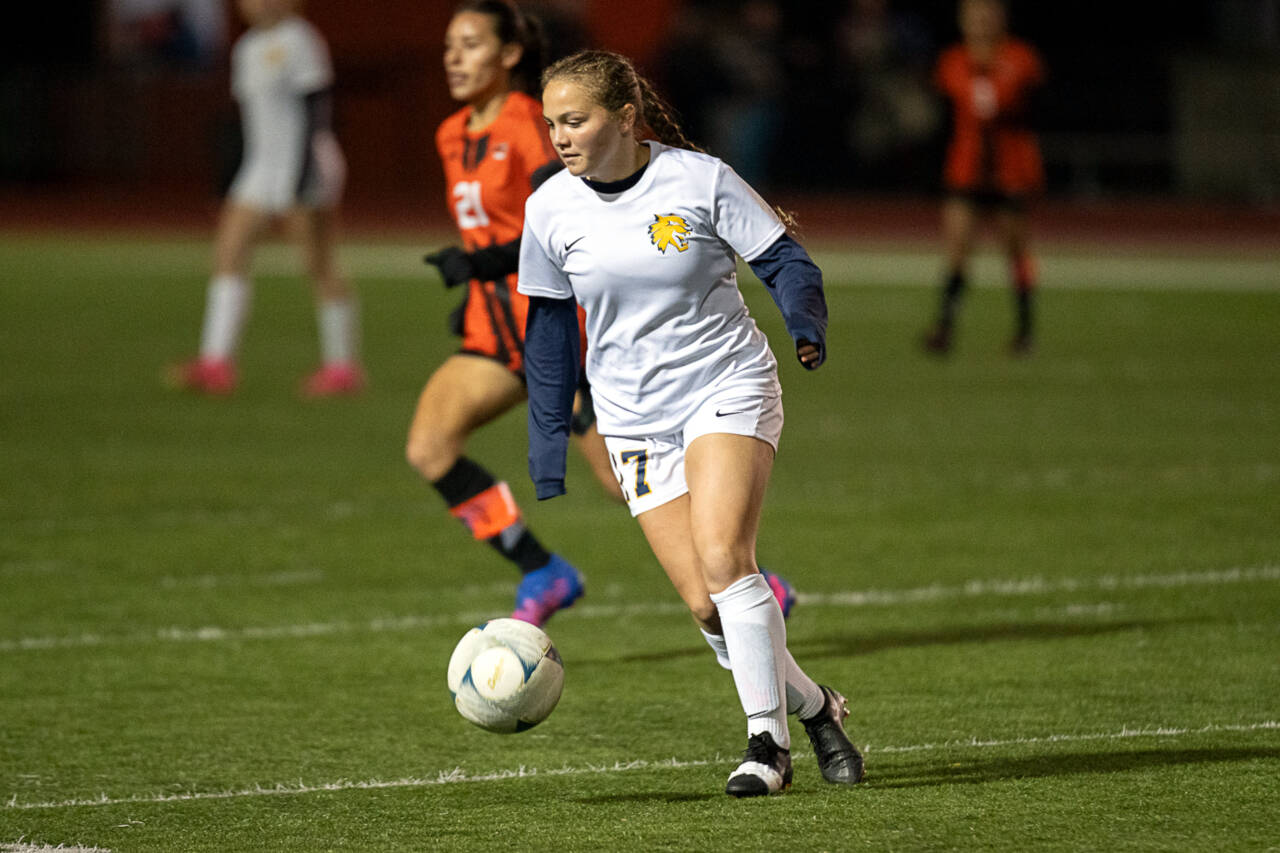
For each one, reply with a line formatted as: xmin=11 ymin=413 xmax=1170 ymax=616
xmin=301 ymin=363 xmax=366 ymax=398
xmin=512 ymin=555 xmax=585 ymax=627
xmin=760 ymin=568 xmax=796 ymax=619
xmin=167 ymin=358 xmax=237 ymax=396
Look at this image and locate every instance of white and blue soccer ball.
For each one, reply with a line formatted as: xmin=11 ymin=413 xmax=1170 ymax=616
xmin=446 ymin=618 xmax=564 ymax=733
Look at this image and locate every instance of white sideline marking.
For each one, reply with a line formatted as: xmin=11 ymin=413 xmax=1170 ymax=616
xmin=264 ymin=243 xmax=1280 ymax=292
xmin=4 ymin=721 xmax=1276 ymax=812
xmin=807 ymin=249 xmax=1280 ymax=292
xmin=799 ymin=565 xmax=1280 ymax=608
xmin=1 ymin=844 xmax=111 ymax=852
xmin=19 ymin=239 xmax=1276 ymax=292
xmin=158 ymin=570 xmax=324 ymax=590
xmin=2 ymin=565 xmax=1276 ymax=653
xmin=870 ymin=720 xmax=1280 ymax=753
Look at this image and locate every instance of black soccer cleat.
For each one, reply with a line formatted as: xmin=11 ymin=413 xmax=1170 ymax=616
xmin=725 ymin=731 xmax=793 ymax=797
xmin=922 ymin=323 xmax=953 ymax=355
xmin=800 ymin=685 xmax=865 ymax=785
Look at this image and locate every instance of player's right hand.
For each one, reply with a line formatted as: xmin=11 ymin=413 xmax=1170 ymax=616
xmin=423 ymin=247 xmax=475 ymax=288
xmin=796 ymin=338 xmax=825 ymax=370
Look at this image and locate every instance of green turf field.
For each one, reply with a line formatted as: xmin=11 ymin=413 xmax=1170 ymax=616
xmin=1 ymin=233 xmax=1277 ymax=852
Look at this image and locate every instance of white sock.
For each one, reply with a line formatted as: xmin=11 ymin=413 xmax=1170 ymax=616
xmin=699 ymin=628 xmax=732 ymax=670
xmin=703 ymin=627 xmax=824 ymax=717
xmin=317 ymin=296 xmax=359 ymax=365
xmin=783 ymin=649 xmax=825 ymax=719
xmin=198 ymin=274 xmax=251 ymax=361
xmin=708 ymin=573 xmax=789 ymax=749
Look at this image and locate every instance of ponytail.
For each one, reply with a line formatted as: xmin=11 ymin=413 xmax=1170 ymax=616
xmin=511 ymin=10 xmax=547 ymax=95
xmin=544 ymin=49 xmax=801 ymax=234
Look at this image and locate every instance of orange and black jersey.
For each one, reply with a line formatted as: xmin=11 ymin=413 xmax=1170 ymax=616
xmin=935 ymin=38 xmax=1046 ymax=196
xmin=436 ymin=91 xmax=576 ymax=373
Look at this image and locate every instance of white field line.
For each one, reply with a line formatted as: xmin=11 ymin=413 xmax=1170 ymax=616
xmin=22 ymin=239 xmax=1277 ymax=292
xmin=1 ymin=844 xmax=111 ymax=852
xmin=324 ymin=245 xmax=1280 ymax=292
xmin=2 ymin=565 xmax=1276 ymax=654
xmin=158 ymin=570 xmax=325 ymax=590
xmin=4 ymin=720 xmax=1276 ymax=812
xmin=806 ymin=249 xmax=1280 ymax=292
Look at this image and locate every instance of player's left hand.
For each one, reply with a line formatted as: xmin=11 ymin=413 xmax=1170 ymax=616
xmin=797 ymin=339 xmax=824 ymax=370
xmin=423 ymin=247 xmax=475 ymax=289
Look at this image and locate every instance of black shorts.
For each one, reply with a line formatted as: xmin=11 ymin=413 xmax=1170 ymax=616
xmin=947 ymin=189 xmax=1029 ymax=213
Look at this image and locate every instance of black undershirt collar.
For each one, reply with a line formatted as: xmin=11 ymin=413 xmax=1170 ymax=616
xmin=582 ymin=159 xmax=649 ymax=194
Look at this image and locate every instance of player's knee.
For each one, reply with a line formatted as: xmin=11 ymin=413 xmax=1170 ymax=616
xmin=696 ymin=540 xmax=753 ymax=587
xmin=687 ymin=597 xmax=718 ymax=626
xmin=405 ymin=431 xmax=454 ymax=481
xmin=313 ymin=274 xmax=348 ymax=300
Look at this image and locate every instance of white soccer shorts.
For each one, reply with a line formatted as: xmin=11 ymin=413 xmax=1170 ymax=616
xmin=604 ymin=392 xmax=783 ymax=517
xmin=229 ymin=131 xmax=346 ymax=213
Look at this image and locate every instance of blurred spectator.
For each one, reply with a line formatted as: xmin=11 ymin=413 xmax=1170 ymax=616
xmin=834 ymin=0 xmax=938 ymax=189
xmin=707 ymin=0 xmax=787 ymax=188
xmin=653 ymin=4 xmax=721 ymax=151
xmin=923 ymin=0 xmax=1046 ymax=357
xmin=657 ymin=0 xmax=785 ymax=188
xmin=524 ymin=0 xmax=590 ymax=62
xmin=107 ymin=0 xmax=227 ymax=69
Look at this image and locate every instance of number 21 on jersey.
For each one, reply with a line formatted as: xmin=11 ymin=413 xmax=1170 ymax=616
xmin=453 ymin=180 xmax=490 ymax=229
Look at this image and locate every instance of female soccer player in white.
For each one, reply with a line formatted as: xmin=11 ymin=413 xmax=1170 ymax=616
xmin=518 ymin=50 xmax=864 ymax=797
xmin=411 ymin=3 xmax=795 ymax=628
xmin=171 ymin=0 xmax=363 ymax=397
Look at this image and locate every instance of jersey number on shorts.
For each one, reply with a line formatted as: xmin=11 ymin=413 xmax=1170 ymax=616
xmin=619 ymin=449 xmax=652 ymax=498
xmin=453 ymin=181 xmax=490 ymax=229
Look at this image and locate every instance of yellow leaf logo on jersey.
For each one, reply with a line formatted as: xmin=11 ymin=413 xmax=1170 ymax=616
xmin=648 ymin=214 xmax=692 ymax=254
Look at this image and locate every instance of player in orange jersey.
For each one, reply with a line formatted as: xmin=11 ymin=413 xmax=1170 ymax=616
xmin=924 ymin=0 xmax=1045 ymax=355
xmin=407 ymin=0 xmax=617 ymax=626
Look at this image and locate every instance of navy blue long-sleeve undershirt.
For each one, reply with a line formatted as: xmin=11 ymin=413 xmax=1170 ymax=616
xmin=526 ymin=233 xmax=826 ymax=500
xmin=525 ymin=294 xmax=581 ymax=500
xmin=748 ymin=233 xmax=828 ymax=368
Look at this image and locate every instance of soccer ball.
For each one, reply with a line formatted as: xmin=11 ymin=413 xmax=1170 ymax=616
xmin=446 ymin=618 xmax=564 ymax=733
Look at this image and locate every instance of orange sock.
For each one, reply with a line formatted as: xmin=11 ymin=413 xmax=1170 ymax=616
xmin=1012 ymin=254 xmax=1037 ymax=292
xmin=449 ymin=481 xmax=521 ymax=541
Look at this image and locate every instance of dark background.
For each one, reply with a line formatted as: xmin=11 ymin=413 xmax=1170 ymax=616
xmin=2 ymin=0 xmax=1276 ymax=220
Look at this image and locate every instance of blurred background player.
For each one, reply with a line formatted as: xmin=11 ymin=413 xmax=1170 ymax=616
xmin=170 ymin=0 xmax=363 ymax=396
xmin=408 ymin=0 xmax=616 ymax=627
xmin=923 ymin=0 xmax=1045 ymax=356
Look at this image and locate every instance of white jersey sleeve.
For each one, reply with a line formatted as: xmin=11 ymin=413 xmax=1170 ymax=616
xmin=517 ymin=196 xmax=574 ymax=300
xmin=711 ymin=162 xmax=786 ymax=262
xmin=285 ymin=20 xmax=334 ymax=94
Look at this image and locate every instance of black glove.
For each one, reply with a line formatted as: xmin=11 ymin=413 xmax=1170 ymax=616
xmin=423 ymin=247 xmax=475 ymax=289
xmin=796 ymin=338 xmax=825 ymax=370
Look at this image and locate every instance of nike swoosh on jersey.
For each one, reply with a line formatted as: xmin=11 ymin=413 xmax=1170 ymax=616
xmin=564 ymin=236 xmax=585 ymax=253
xmin=715 ymin=408 xmax=750 ymax=417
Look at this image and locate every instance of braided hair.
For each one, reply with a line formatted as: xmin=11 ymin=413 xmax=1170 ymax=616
xmin=454 ymin=0 xmax=547 ymax=96
xmin=541 ymin=50 xmax=702 ymax=151
xmin=542 ymin=49 xmax=799 ymax=233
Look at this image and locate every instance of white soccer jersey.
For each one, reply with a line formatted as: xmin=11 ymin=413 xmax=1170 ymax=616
xmin=518 ymin=142 xmax=786 ymax=439
xmin=228 ymin=15 xmax=340 ymax=211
